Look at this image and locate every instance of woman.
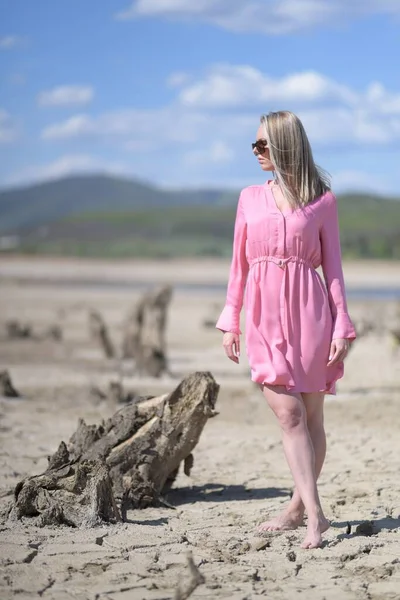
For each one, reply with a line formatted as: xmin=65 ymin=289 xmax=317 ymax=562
xmin=216 ymin=110 xmax=356 ymax=549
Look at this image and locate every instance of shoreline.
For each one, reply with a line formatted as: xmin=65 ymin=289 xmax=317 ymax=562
xmin=1 ymin=255 xmax=400 ymax=288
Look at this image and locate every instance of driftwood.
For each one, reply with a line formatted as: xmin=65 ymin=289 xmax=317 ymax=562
xmin=5 ymin=319 xmax=63 ymax=342
xmin=88 ymin=310 xmax=115 ymax=359
xmin=122 ymin=285 xmax=172 ymax=377
xmin=5 ymin=320 xmax=32 ymax=339
xmin=0 ymin=370 xmax=20 ymax=398
xmin=8 ymin=372 xmax=219 ymax=527
xmin=174 ymin=552 xmax=205 ymax=600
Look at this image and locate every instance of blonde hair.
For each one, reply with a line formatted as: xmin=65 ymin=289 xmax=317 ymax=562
xmin=260 ymin=111 xmax=330 ymax=208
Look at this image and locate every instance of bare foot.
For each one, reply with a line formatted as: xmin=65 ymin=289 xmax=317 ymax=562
xmin=300 ymin=517 xmax=330 ymax=549
xmin=257 ymin=509 xmax=304 ymax=533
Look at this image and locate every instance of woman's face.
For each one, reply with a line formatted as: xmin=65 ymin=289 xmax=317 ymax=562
xmin=253 ymin=124 xmax=275 ymax=171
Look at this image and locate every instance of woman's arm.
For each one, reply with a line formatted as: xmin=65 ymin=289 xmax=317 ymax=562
xmin=216 ymin=191 xmax=249 ymax=334
xmin=320 ymin=192 xmax=356 ymax=341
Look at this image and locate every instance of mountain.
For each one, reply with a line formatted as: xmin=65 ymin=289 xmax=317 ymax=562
xmin=0 ymin=174 xmax=237 ymax=233
xmin=0 ymin=174 xmax=399 ymax=259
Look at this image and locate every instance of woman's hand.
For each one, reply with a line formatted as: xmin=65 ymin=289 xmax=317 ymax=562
xmin=327 ymin=338 xmax=351 ymax=366
xmin=222 ymin=332 xmax=240 ymax=364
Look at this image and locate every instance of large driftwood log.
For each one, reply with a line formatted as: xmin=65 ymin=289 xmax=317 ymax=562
xmin=8 ymin=372 xmax=219 ymax=527
xmin=122 ymin=285 xmax=172 ymax=377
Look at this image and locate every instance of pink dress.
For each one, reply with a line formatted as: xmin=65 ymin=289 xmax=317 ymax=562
xmin=216 ymin=181 xmax=357 ymax=395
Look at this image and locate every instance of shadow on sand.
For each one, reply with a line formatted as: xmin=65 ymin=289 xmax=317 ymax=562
xmin=331 ymin=516 xmax=400 ymax=541
xmin=166 ymin=482 xmax=290 ymax=506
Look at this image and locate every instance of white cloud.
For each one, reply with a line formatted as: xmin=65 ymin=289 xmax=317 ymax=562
xmin=41 ymin=67 xmax=400 ymax=150
xmin=366 ymin=82 xmax=400 ymax=115
xmin=115 ymin=0 xmax=400 ymax=34
xmin=184 ymin=141 xmax=235 ymax=166
xmin=42 ymin=106 xmax=253 ymax=145
xmin=331 ymin=170 xmax=394 ymax=194
xmin=167 ymin=71 xmax=190 ymax=88
xmin=0 ymin=35 xmax=23 ymax=49
xmin=38 ymin=85 xmax=94 ymax=107
xmin=178 ymin=66 xmax=356 ymax=108
xmin=42 ymin=115 xmax=94 ymax=139
xmin=0 ymin=109 xmax=18 ymax=143
xmin=297 ymin=107 xmax=400 ymax=145
xmin=6 ymin=155 xmax=132 ymax=187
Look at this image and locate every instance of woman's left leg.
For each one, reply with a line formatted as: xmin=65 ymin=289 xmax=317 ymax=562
xmin=278 ymin=391 xmax=327 ymax=518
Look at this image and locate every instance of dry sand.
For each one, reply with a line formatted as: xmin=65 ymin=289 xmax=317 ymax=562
xmin=0 ymin=257 xmax=400 ymax=600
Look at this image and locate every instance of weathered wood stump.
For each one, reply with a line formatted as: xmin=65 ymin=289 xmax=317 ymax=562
xmin=4 ymin=319 xmax=63 ymax=342
xmin=121 ymin=297 xmax=146 ymax=359
xmin=122 ymin=285 xmax=173 ymax=377
xmin=88 ymin=310 xmax=115 ymax=359
xmin=5 ymin=320 xmax=32 ymax=339
xmin=0 ymin=370 xmax=20 ymax=398
xmin=8 ymin=372 xmax=219 ymax=527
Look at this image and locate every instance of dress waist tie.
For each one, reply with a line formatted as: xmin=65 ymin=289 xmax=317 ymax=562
xmin=248 ymin=255 xmax=315 ymax=339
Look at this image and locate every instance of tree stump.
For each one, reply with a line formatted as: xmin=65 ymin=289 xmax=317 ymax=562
xmin=122 ymin=285 xmax=172 ymax=377
xmin=5 ymin=320 xmax=32 ymax=339
xmin=121 ymin=296 xmax=146 ymax=359
xmin=88 ymin=310 xmax=115 ymax=359
xmin=8 ymin=372 xmax=219 ymax=527
xmin=0 ymin=370 xmax=20 ymax=398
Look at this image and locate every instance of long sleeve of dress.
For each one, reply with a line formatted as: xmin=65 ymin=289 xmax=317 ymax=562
xmin=320 ymin=192 xmax=357 ymax=341
xmin=216 ymin=192 xmax=249 ymax=334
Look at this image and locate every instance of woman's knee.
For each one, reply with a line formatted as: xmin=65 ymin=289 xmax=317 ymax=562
xmin=276 ymin=405 xmax=305 ymax=432
xmin=262 ymin=386 xmax=306 ymax=432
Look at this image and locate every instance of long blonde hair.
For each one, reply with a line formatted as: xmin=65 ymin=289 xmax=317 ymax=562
xmin=260 ymin=111 xmax=330 ymax=208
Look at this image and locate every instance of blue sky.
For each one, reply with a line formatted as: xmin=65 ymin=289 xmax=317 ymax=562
xmin=0 ymin=0 xmax=399 ymax=193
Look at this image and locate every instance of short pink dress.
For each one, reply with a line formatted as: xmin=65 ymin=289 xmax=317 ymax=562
xmin=216 ymin=181 xmax=357 ymax=395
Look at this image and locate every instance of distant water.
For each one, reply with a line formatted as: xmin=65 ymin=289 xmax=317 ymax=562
xmin=180 ymin=284 xmax=400 ymax=300
xmin=14 ymin=276 xmax=400 ymax=300
xmin=346 ymin=287 xmax=400 ymax=300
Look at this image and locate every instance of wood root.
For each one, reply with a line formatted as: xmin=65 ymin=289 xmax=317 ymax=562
xmin=7 ymin=371 xmax=219 ymax=527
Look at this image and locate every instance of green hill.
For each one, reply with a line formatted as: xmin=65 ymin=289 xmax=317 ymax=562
xmin=0 ymin=175 xmax=399 ymax=259
xmin=0 ymin=174 xmax=236 ymax=233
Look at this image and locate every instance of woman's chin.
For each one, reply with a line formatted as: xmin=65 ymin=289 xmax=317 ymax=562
xmin=261 ymin=164 xmax=275 ymax=172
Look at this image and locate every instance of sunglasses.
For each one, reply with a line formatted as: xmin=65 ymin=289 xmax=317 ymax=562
xmin=252 ymin=139 xmax=268 ymax=154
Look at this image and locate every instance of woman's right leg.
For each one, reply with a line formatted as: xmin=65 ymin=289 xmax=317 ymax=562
xmin=257 ymin=384 xmax=329 ymax=548
xmin=259 ymin=389 xmax=327 ymax=527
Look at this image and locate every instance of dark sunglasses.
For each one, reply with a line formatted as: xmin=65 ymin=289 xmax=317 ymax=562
xmin=252 ymin=139 xmax=268 ymax=154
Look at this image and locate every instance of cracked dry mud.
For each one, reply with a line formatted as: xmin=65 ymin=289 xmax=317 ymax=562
xmin=1 ymin=262 xmax=400 ymax=599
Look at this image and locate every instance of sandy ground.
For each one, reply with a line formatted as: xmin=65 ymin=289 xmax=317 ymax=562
xmin=0 ymin=257 xmax=400 ymax=600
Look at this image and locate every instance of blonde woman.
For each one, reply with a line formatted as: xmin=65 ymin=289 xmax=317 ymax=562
xmin=216 ymin=111 xmax=356 ymax=549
